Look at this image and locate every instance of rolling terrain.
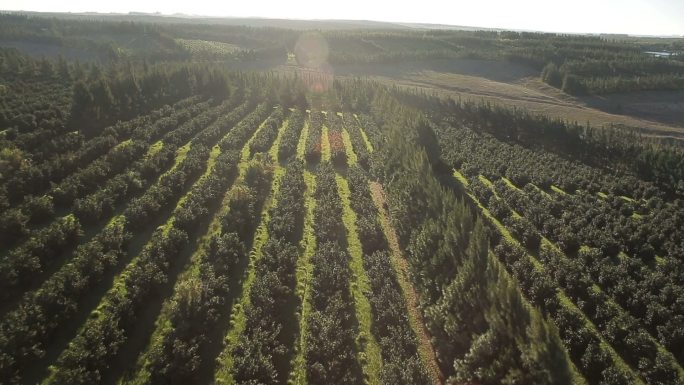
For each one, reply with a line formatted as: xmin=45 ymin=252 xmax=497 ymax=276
xmin=331 ymin=58 xmax=684 ymax=140
xmin=1 ymin=14 xmax=683 ymax=385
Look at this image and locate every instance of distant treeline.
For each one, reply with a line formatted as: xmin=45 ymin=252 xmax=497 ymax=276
xmin=2 ymin=13 xmax=684 ymax=94
xmin=385 ymin=85 xmax=684 ymax=196
xmin=323 ymin=29 xmax=684 ymax=94
xmin=0 ymin=14 xmax=289 ymax=63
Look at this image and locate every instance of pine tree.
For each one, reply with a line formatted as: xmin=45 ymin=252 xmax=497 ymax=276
xmin=541 ymin=62 xmax=563 ymax=88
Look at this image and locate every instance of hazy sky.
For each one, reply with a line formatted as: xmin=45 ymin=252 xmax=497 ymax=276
xmin=3 ymin=0 xmax=684 ymax=36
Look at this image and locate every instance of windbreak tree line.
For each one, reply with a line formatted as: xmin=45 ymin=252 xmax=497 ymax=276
xmin=0 ymin=47 xmax=682 ymax=385
xmin=370 ymin=87 xmax=575 ymax=385
xmin=391 ymin=88 xmax=684 ymax=197
xmin=4 ymin=13 xmax=684 ymax=95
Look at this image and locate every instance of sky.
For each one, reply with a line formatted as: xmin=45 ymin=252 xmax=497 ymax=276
xmin=3 ymin=0 xmax=684 ymax=36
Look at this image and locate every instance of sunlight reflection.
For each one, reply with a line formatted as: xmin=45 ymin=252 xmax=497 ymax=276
xmin=294 ymin=32 xmax=333 ymax=93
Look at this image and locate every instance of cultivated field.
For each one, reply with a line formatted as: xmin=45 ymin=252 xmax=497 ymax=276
xmin=332 ymin=59 xmax=684 ymax=140
xmin=1 ymin=14 xmax=683 ymax=385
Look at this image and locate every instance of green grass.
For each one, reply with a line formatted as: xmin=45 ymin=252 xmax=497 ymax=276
xmin=369 ymin=182 xmax=443 ymax=385
xmin=214 ymin=117 xmax=288 ymax=384
xmin=534 ymin=221 xmax=678 ymax=378
xmin=237 ymin=119 xmax=265 ymax=176
xmin=542 ymin=242 xmax=684 ymax=380
xmin=290 ymin=168 xmax=317 ymax=385
xmin=597 ymin=191 xmax=609 ymax=199
xmin=164 ymin=143 xmax=225 ymax=236
xmin=174 ymin=143 xmax=192 ymax=168
xmin=141 ymin=142 xmax=191 ymax=190
xmin=335 ymin=174 xmax=383 ymax=385
xmin=452 ymin=168 xmax=470 ymax=186
xmin=353 ymin=114 xmax=374 ymax=153
xmin=478 ymin=174 xmax=494 ymax=187
xmin=321 ymin=125 xmax=331 ymax=162
xmin=296 ymin=118 xmax=310 ymax=160
xmin=120 ymin=117 xmax=275 ymax=385
xmin=528 ymin=182 xmax=552 ymax=199
xmin=290 ymin=113 xmax=318 ymax=385
xmin=214 ymin=172 xmax=280 ymax=384
xmin=145 ymin=140 xmax=163 ymax=159
xmin=480 ymin=175 xmax=527 ymax=218
xmin=114 ymin=138 xmax=133 ymax=150
xmin=478 ymin=174 xmax=501 ymax=199
xmin=44 ymin=139 xmax=213 ymax=385
xmin=453 ymin=172 xmax=645 ymax=385
xmin=476 ymin=210 xmax=591 ymax=385
xmin=551 ymin=185 xmax=568 ymax=195
xmin=269 ymin=118 xmax=288 ymax=160
xmin=206 ymin=144 xmax=222 ymax=173
xmin=341 ymin=128 xmax=358 ymax=166
xmin=501 ymin=176 xmax=524 ymax=194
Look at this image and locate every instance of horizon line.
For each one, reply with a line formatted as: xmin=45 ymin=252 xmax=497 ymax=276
xmin=2 ymin=9 xmax=683 ymax=38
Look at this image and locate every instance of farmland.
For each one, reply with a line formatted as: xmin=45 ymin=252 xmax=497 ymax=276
xmin=1 ymin=12 xmax=684 ymax=385
xmin=176 ymin=39 xmax=241 ymax=59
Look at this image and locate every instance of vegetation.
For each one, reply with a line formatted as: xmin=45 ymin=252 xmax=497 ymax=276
xmin=305 ymin=163 xmax=364 ymax=384
xmin=230 ymin=160 xmax=306 ymax=383
xmin=304 ymin=110 xmax=323 ymax=164
xmin=0 ymin=14 xmax=682 ymax=385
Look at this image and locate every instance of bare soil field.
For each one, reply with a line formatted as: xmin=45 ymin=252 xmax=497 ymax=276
xmin=328 ymin=58 xmax=684 ymax=140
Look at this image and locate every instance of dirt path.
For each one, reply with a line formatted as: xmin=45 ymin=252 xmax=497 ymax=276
xmin=369 ymin=181 xmax=445 ymax=385
xmin=341 ymin=72 xmax=684 ymax=140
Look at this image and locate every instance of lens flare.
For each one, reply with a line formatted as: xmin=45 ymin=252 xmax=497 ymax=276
xmin=294 ymin=32 xmax=333 ymax=93
xmin=294 ymin=31 xmax=329 ymax=68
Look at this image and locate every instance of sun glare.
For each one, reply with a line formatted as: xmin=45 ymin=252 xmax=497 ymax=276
xmin=2 ymin=0 xmax=683 ymax=35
